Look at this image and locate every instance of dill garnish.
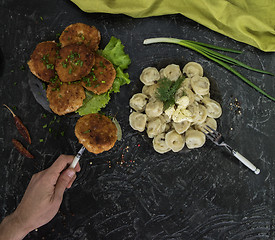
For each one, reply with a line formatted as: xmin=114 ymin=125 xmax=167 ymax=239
xmin=156 ymin=76 xmax=185 ymax=110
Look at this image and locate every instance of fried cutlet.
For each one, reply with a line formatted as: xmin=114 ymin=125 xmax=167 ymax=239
xmin=28 ymin=41 xmax=59 ymax=82
xmin=46 ymin=81 xmax=86 ymax=115
xmin=81 ymin=55 xmax=116 ymax=95
xmin=55 ymin=44 xmax=95 ymax=82
xmin=75 ymin=113 xmax=117 ymax=154
xmin=59 ymin=23 xmax=101 ymax=51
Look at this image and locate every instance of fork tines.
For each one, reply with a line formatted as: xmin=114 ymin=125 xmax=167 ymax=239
xmin=205 ymin=125 xmax=216 ymax=133
xmin=203 ymin=125 xmax=220 ymax=142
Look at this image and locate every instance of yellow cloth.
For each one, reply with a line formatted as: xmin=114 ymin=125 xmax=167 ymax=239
xmin=71 ymin=0 xmax=275 ymax=52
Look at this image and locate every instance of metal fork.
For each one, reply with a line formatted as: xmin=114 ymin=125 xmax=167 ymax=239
xmin=204 ymin=125 xmax=260 ymax=175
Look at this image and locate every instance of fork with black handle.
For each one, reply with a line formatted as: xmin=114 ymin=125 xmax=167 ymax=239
xmin=204 ymin=125 xmax=260 ymax=175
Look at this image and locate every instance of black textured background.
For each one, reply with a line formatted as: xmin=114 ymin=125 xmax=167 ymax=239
xmin=0 ymin=0 xmax=275 ymax=239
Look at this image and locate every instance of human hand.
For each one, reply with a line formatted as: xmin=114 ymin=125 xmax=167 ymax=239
xmin=0 ymin=155 xmax=80 ymax=240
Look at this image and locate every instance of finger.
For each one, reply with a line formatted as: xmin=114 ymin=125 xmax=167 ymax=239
xmin=54 ymin=168 xmax=76 ymax=201
xmin=67 ymin=175 xmax=77 ymax=189
xmin=49 ymin=155 xmax=74 ymax=174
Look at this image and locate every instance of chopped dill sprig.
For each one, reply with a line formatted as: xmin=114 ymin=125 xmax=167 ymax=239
xmin=156 ymin=76 xmax=185 ymax=110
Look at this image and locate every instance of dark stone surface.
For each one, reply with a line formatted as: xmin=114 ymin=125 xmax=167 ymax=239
xmin=0 ymin=0 xmax=274 ymax=239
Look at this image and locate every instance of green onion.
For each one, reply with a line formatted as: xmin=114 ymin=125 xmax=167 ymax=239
xmin=143 ymin=37 xmax=275 ymax=102
xmin=184 ymin=40 xmax=242 ymax=54
xmin=39 ymin=139 xmax=44 ymax=142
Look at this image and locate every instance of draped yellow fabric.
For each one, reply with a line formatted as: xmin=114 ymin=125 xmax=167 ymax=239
xmin=71 ymin=0 xmax=275 ymax=52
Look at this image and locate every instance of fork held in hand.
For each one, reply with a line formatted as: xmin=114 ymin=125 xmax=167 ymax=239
xmin=204 ymin=125 xmax=260 ymax=175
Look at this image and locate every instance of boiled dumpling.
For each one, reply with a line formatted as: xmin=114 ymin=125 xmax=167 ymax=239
xmin=202 ymin=97 xmax=222 ymax=119
xmin=129 ymin=112 xmax=147 ymax=132
xmin=185 ymin=129 xmax=206 ymax=149
xmin=165 ymin=130 xmax=185 ymax=152
xmin=195 ymin=117 xmax=217 ymax=133
xmin=142 ymin=83 xmax=159 ymax=99
xmin=129 ymin=93 xmax=148 ymax=112
xmin=172 ymin=121 xmax=191 ymax=134
xmin=140 ymin=67 xmax=160 ymax=86
xmin=183 ymin=62 xmax=203 ymax=78
xmin=191 ymin=75 xmax=210 ymax=96
xmin=147 ymin=116 xmax=166 ymax=138
xmin=163 ymin=64 xmax=182 ymax=81
xmin=153 ymin=133 xmax=171 ymax=154
xmin=145 ymin=99 xmax=164 ymax=118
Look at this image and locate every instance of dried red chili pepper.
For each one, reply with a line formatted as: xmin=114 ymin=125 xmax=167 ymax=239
xmin=12 ymin=139 xmax=34 ymax=159
xmin=3 ymin=104 xmax=31 ymax=144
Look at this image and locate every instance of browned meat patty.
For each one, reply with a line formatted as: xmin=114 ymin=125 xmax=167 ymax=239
xmin=55 ymin=44 xmax=95 ymax=82
xmin=75 ymin=113 xmax=117 ymax=154
xmin=46 ymin=81 xmax=86 ymax=115
xmin=28 ymin=41 xmax=59 ymax=82
xmin=59 ymin=23 xmax=101 ymax=51
xmin=82 ymin=55 xmax=116 ymax=95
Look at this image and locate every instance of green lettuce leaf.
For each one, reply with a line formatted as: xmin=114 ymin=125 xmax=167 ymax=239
xmin=76 ymin=37 xmax=131 ymax=116
xmin=76 ymin=91 xmax=110 ymax=116
xmin=111 ymin=67 xmax=131 ymax=93
xmin=102 ymin=36 xmax=131 ymax=70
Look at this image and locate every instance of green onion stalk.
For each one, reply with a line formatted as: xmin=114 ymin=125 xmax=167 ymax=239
xmin=143 ymin=38 xmax=275 ymax=102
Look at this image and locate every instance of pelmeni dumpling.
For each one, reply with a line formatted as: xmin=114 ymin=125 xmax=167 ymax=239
xmin=185 ymin=129 xmax=206 ymax=149
xmin=145 ymin=99 xmax=163 ymax=118
xmin=186 ymin=102 xmax=200 ymax=123
xmin=195 ymin=104 xmax=208 ymax=125
xmin=129 ymin=112 xmax=147 ymax=132
xmin=159 ymin=68 xmax=165 ymax=79
xmin=172 ymin=121 xmax=191 ymax=134
xmin=165 ymin=130 xmax=185 ymax=152
xmin=172 ymin=107 xmax=193 ymax=123
xmin=183 ymin=88 xmax=195 ymax=106
xmin=202 ymin=97 xmax=222 ymax=119
xmin=164 ymin=105 xmax=176 ymax=119
xmin=142 ymin=83 xmax=159 ymax=99
xmin=147 ymin=116 xmax=166 ymax=138
xmin=191 ymin=75 xmax=210 ymax=95
xmin=129 ymin=93 xmax=148 ymax=112
xmin=183 ymin=62 xmax=203 ymax=78
xmin=163 ymin=64 xmax=182 ymax=81
xmin=176 ymin=95 xmax=190 ymax=109
xmin=182 ymin=77 xmax=192 ymax=90
xmin=153 ymin=133 xmax=171 ymax=154
xmin=195 ymin=117 xmax=217 ymax=133
xmin=140 ymin=67 xmax=160 ymax=86
xmin=175 ymin=86 xmax=195 ymax=106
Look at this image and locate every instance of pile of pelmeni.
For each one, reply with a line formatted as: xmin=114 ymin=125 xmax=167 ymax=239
xmin=129 ymin=62 xmax=222 ymax=154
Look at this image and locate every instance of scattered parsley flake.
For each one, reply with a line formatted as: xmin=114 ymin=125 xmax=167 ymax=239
xmin=20 ymin=65 xmax=25 ymax=71
xmin=82 ymin=130 xmax=91 ymax=134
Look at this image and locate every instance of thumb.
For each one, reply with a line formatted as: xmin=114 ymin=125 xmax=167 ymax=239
xmin=55 ymin=168 xmax=75 ymax=200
